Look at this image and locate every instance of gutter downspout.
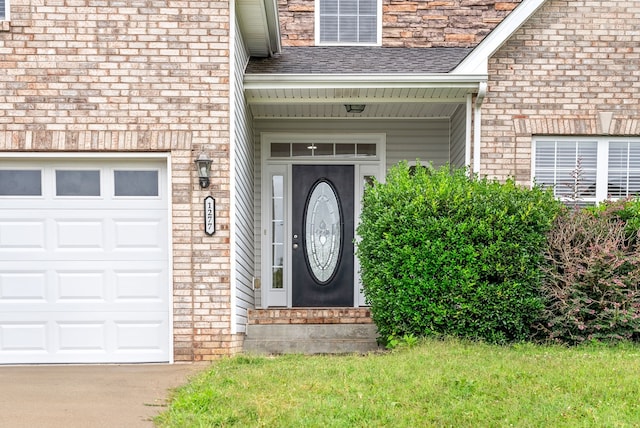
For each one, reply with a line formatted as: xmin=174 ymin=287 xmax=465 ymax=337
xmin=473 ymin=82 xmax=487 ymax=175
xmin=465 ymin=94 xmax=472 ymax=170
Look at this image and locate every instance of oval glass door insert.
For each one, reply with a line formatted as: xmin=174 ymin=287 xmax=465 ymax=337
xmin=304 ymin=180 xmax=342 ymax=283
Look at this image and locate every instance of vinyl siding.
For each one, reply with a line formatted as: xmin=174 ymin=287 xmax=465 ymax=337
xmin=233 ymin=22 xmax=255 ymax=332
xmin=450 ymin=105 xmax=467 ymax=168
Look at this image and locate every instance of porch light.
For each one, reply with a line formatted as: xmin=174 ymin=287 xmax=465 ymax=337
xmin=194 ymin=152 xmax=212 ymax=189
xmin=345 ymin=104 xmax=366 ymax=114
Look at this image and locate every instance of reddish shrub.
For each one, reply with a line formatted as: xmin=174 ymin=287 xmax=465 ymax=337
xmin=536 ymin=201 xmax=640 ymax=344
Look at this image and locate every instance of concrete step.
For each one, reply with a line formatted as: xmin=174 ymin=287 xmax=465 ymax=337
xmin=243 ymin=323 xmax=381 ymax=355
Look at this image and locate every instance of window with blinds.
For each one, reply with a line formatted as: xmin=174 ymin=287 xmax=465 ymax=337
xmin=317 ymin=0 xmax=379 ymax=45
xmin=533 ymin=138 xmax=640 ymax=203
xmin=1 ymin=0 xmax=6 ymax=20
xmin=608 ymin=141 xmax=640 ymax=198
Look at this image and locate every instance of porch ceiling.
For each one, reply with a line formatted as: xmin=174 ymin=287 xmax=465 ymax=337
xmin=244 ymin=75 xmax=482 ymax=119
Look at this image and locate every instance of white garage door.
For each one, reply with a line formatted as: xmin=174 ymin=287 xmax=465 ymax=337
xmin=0 ymin=158 xmax=171 ymax=364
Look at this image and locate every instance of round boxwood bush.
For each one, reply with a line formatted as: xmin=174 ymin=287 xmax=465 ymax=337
xmin=356 ymin=162 xmax=561 ymax=344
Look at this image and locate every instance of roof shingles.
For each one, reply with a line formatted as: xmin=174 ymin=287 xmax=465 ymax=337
xmin=246 ymin=47 xmax=473 ymax=74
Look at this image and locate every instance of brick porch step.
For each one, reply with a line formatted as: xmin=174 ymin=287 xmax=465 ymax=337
xmin=244 ymin=308 xmax=381 ymax=354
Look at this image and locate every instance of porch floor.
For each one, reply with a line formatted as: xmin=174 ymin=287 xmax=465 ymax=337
xmin=244 ymin=308 xmax=380 ymax=354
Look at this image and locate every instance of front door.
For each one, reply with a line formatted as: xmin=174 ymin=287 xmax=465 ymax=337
xmin=292 ymin=165 xmax=354 ymax=307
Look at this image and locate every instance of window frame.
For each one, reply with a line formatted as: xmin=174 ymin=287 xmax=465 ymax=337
xmin=314 ymin=0 xmax=382 ymax=46
xmin=1 ymin=0 xmax=9 ymax=21
xmin=532 ymin=136 xmax=640 ymax=204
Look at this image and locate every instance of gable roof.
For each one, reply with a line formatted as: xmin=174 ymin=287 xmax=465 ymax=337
xmin=453 ymin=0 xmax=548 ymax=74
xmin=246 ymin=47 xmax=473 ymax=75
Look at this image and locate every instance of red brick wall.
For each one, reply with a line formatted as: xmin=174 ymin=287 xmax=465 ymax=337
xmin=481 ymin=0 xmax=640 ymax=184
xmin=0 ymin=0 xmax=236 ymax=360
xmin=279 ymin=0 xmax=522 ymax=47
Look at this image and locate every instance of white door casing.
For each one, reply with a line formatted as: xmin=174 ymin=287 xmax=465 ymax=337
xmin=260 ymin=133 xmax=385 ymax=308
xmin=0 ymin=156 xmax=171 ymax=364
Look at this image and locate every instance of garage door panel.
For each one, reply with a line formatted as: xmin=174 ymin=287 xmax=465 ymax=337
xmin=0 ymin=322 xmax=48 ymax=353
xmin=0 ymin=271 xmax=47 ymax=302
xmin=0 ymin=313 xmax=169 ymax=364
xmin=115 ymin=321 xmax=165 ymax=351
xmin=113 ymin=219 xmax=165 ymax=250
xmin=0 ymin=211 xmax=167 ymax=260
xmin=58 ymin=322 xmax=106 ymax=351
xmin=56 ymin=220 xmax=105 ymax=250
xmin=0 ymin=158 xmax=170 ymax=364
xmin=57 ymin=271 xmax=107 ymax=301
xmin=0 ymin=219 xmax=46 ymax=250
xmin=0 ymin=262 xmax=167 ymax=309
xmin=114 ymin=270 xmax=165 ymax=301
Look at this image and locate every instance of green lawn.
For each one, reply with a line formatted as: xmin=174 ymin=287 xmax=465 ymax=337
xmin=156 ymin=339 xmax=640 ymax=427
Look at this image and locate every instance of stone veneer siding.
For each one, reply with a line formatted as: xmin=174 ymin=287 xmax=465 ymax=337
xmin=279 ymin=0 xmax=521 ymax=47
xmin=0 ymin=0 xmax=239 ymax=360
xmin=482 ymin=0 xmax=640 ymax=184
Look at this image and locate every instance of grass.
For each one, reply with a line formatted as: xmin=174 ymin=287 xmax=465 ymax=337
xmin=155 ymin=339 xmax=640 ymax=427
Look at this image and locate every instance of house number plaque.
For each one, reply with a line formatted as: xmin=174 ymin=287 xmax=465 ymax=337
xmin=204 ymin=196 xmax=215 ymax=235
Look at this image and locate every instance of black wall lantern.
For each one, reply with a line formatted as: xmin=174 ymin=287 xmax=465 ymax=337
xmin=194 ymin=152 xmax=212 ymax=189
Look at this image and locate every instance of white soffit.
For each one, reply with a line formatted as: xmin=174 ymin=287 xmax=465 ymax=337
xmin=236 ymin=0 xmax=281 ymax=57
xmin=453 ymin=0 xmax=548 ymax=75
xmin=244 ymin=74 xmax=483 ymax=119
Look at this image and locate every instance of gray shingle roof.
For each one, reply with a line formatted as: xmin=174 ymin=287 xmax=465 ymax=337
xmin=246 ymin=47 xmax=473 ymax=74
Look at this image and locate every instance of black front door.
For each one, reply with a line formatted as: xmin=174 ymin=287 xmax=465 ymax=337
xmin=292 ymin=165 xmax=354 ymax=307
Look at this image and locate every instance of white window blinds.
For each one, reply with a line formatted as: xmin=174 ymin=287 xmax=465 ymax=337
xmin=533 ymin=138 xmax=640 ymax=203
xmin=608 ymin=141 xmax=640 ymax=198
xmin=534 ymin=140 xmax=597 ymax=202
xmin=319 ymin=0 xmax=378 ymax=44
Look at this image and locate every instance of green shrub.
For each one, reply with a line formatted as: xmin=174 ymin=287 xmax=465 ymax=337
xmin=536 ymin=199 xmax=640 ymax=344
xmin=356 ymin=162 xmax=561 ymax=344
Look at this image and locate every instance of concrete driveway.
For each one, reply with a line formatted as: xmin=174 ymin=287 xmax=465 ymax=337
xmin=0 ymin=363 xmax=208 ymax=428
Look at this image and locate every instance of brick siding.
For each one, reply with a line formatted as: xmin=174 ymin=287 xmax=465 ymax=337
xmin=248 ymin=308 xmax=374 ymax=325
xmin=279 ymin=0 xmax=522 ymax=47
xmin=482 ymin=0 xmax=640 ymax=184
xmin=0 ymin=0 xmax=238 ymax=360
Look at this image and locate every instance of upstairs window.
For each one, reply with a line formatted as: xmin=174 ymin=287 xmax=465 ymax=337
xmin=316 ymin=0 xmax=380 ymax=45
xmin=533 ymin=137 xmax=640 ymax=204
xmin=1 ymin=0 xmax=8 ymax=20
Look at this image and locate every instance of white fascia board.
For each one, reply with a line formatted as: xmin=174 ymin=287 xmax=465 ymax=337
xmin=453 ymin=0 xmax=548 ymax=75
xmin=263 ymin=0 xmax=281 ymax=54
xmin=244 ymin=73 xmax=488 ymax=90
xmin=236 ymin=0 xmax=281 ymax=57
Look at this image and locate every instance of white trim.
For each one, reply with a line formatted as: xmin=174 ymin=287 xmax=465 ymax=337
xmin=260 ymin=132 xmax=385 ymax=308
xmin=165 ymin=154 xmax=174 ymax=363
xmin=245 ymin=73 xmax=486 ymax=89
xmin=531 ymin=136 xmax=640 ymax=203
xmin=595 ymin=141 xmax=609 ymax=202
xmin=453 ymin=0 xmax=548 ymax=75
xmin=465 ymin=94 xmax=472 ymax=169
xmin=229 ymin=0 xmax=238 ymax=335
xmin=473 ymin=82 xmax=487 ymax=174
xmin=246 ymin=97 xmax=471 ymax=106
